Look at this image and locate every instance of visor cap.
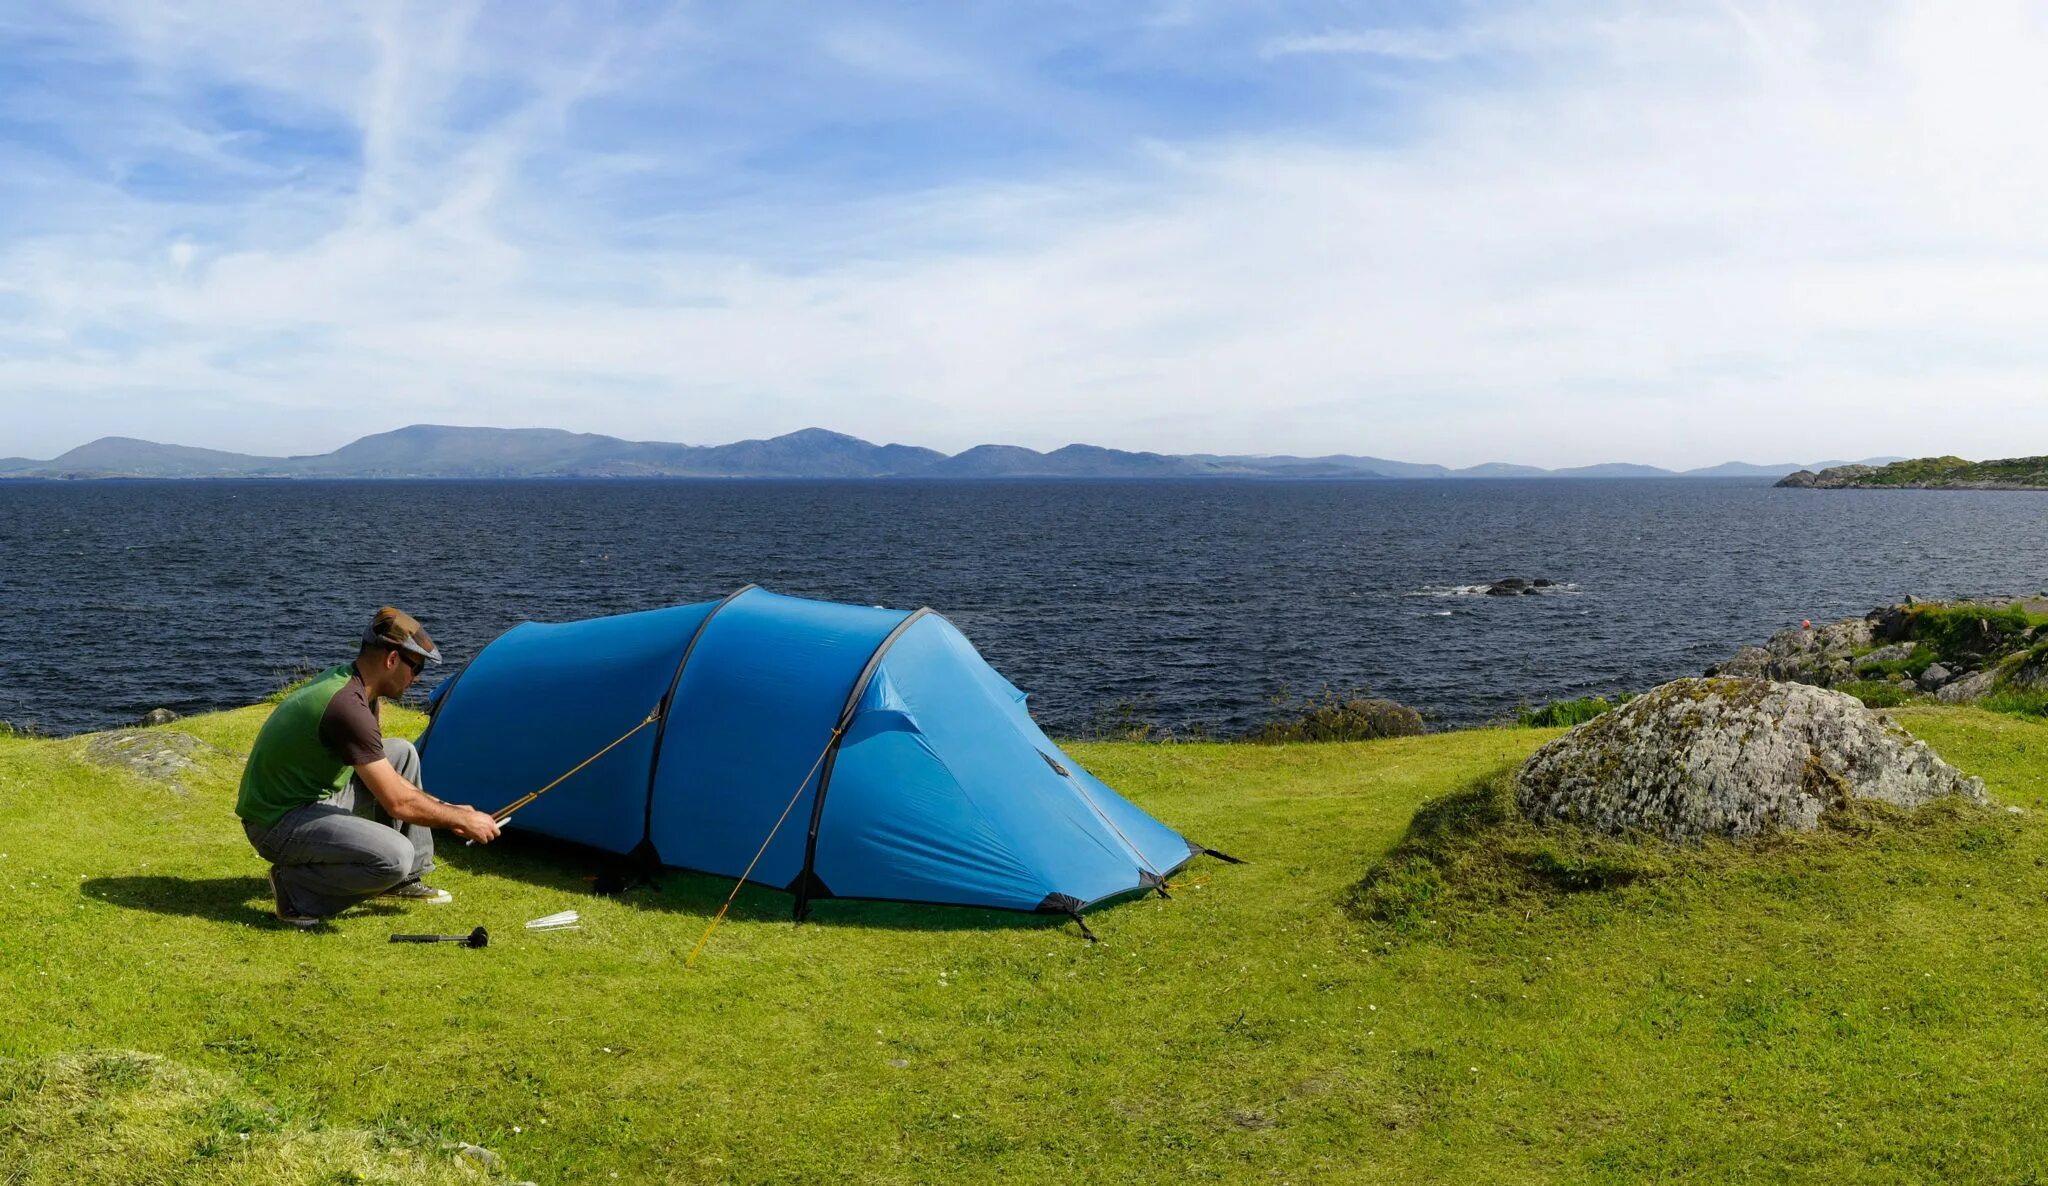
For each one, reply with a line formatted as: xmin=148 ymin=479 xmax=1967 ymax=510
xmin=364 ymin=606 xmax=441 ymax=665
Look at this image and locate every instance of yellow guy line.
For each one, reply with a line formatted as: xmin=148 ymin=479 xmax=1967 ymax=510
xmin=684 ymin=724 xmax=845 ymax=970
xmin=489 ymin=708 xmax=662 ymax=824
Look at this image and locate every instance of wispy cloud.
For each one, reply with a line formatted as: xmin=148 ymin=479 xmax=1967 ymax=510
xmin=2 ymin=1 xmax=2047 ymax=466
xmin=1262 ymin=27 xmax=1485 ymax=62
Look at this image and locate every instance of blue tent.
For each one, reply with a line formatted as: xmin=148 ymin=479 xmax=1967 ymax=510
xmin=417 ymin=586 xmax=1229 ymax=924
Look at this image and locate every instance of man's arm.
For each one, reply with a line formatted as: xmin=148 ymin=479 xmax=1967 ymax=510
xmin=354 ymin=759 xmax=501 ymax=844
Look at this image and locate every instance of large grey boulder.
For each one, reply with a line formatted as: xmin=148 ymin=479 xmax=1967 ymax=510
xmin=1517 ymin=677 xmax=1987 ymax=842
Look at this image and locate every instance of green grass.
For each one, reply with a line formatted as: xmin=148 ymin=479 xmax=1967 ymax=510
xmin=1514 ymin=695 xmax=1629 ymax=728
xmin=1904 ymin=602 xmax=2043 ymax=661
xmin=6 ymin=705 xmax=2048 ymax=1182
xmin=1854 ymin=644 xmax=1935 ymax=680
xmin=1834 ymin=679 xmax=1920 ymax=709
xmin=1983 ymin=687 xmax=2048 ymax=720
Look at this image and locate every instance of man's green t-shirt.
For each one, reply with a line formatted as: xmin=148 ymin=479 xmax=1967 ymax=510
xmin=236 ymin=665 xmax=387 ymax=827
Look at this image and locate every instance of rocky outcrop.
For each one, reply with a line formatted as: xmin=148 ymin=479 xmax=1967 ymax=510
xmin=1706 ymin=618 xmax=1872 ymax=685
xmin=1776 ymin=464 xmax=1878 ymax=488
xmin=1707 ymin=597 xmax=2048 ymax=706
xmin=1776 ymin=455 xmax=2048 ymax=491
xmin=1517 ymin=678 xmax=1987 ymax=841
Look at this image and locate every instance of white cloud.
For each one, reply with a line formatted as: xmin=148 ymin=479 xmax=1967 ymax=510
xmin=3 ymin=1 xmax=2048 ymax=466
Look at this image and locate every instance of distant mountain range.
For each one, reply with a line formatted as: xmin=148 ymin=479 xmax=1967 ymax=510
xmin=0 ymin=425 xmax=1905 ymax=481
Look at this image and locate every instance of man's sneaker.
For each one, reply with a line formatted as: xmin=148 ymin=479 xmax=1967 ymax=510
xmin=377 ymin=879 xmax=453 ymax=904
xmin=267 ymin=867 xmax=321 ymax=929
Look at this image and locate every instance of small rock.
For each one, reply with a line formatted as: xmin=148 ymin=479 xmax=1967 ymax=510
xmin=1937 ymin=669 xmax=1997 ymax=703
xmin=138 ymin=708 xmax=180 ymax=726
xmin=1917 ymin=663 xmax=1954 ymax=691
xmin=454 ymin=1144 xmax=501 ymax=1173
xmin=1859 ymin=642 xmax=1916 ymax=666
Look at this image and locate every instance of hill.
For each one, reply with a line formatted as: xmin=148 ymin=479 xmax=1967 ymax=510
xmin=0 ymin=425 xmax=1909 ymax=482
xmin=5 ymin=704 xmax=2048 ymax=1181
xmin=32 ymin=437 xmax=280 ymax=478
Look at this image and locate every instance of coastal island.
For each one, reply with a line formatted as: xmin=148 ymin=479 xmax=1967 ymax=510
xmin=1778 ymin=454 xmax=2048 ymax=489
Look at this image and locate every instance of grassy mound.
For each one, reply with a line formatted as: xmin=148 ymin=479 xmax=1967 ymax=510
xmin=4 ymin=704 xmax=2048 ymax=1181
xmin=1348 ymin=759 xmax=2006 ymax=942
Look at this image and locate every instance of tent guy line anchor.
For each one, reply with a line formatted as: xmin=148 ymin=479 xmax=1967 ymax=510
xmin=465 ymin=707 xmax=663 ymax=845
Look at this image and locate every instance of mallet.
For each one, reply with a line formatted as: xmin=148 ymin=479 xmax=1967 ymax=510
xmin=388 ymin=927 xmax=489 ymax=948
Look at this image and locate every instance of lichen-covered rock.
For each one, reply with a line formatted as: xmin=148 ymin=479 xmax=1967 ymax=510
xmin=1712 ymin=645 xmax=1772 ymax=679
xmin=1859 ymin=642 xmax=1916 ymax=666
xmin=1516 ymin=677 xmax=1986 ymax=841
xmin=81 ymin=728 xmax=227 ymax=795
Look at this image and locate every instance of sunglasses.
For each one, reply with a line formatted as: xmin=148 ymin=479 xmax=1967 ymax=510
xmin=398 ymin=650 xmax=426 ymax=676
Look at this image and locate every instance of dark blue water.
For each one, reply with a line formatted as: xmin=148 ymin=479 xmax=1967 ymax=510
xmin=3 ymin=478 xmax=2044 ymax=737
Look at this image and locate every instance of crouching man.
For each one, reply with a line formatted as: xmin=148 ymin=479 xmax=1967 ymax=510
xmin=237 ymin=607 xmax=501 ymax=927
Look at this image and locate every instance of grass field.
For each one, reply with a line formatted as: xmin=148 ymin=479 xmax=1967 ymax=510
xmin=5 ymin=705 xmax=2048 ymax=1183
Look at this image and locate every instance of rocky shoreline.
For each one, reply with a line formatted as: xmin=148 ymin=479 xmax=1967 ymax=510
xmin=1706 ymin=596 xmax=2048 ymax=706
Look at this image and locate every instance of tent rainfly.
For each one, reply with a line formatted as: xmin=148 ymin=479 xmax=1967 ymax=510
xmin=418 ymin=586 xmax=1232 ymax=925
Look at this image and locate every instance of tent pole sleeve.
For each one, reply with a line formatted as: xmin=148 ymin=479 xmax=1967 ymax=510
xmin=639 ymin=584 xmax=759 ymax=854
xmin=792 ymin=607 xmax=933 ymax=921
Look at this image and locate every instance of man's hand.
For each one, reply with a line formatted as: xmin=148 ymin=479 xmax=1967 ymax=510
xmin=356 ymin=758 xmax=503 ymax=842
xmin=452 ymin=808 xmax=501 ymax=845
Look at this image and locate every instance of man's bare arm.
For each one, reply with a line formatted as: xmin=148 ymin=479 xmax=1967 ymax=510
xmin=354 ymin=758 xmax=501 ymax=843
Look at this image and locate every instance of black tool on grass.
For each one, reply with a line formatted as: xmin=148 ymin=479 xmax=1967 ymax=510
xmin=389 ymin=927 xmax=488 ymax=948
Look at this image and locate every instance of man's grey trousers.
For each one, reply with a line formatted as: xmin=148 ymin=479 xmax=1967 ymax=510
xmin=242 ymin=737 xmax=436 ymax=919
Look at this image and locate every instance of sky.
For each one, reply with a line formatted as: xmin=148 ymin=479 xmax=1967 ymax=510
xmin=3 ymin=1 xmax=2046 ymax=468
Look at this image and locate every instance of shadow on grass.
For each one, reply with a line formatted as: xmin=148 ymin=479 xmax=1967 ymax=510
xmin=82 ymin=875 xmax=270 ymax=925
xmin=438 ymin=829 xmax=1093 ymax=937
xmin=81 ymin=875 xmax=408 ymax=927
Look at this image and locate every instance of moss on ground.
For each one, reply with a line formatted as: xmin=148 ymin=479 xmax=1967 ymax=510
xmin=0 ymin=1049 xmax=502 ymax=1185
